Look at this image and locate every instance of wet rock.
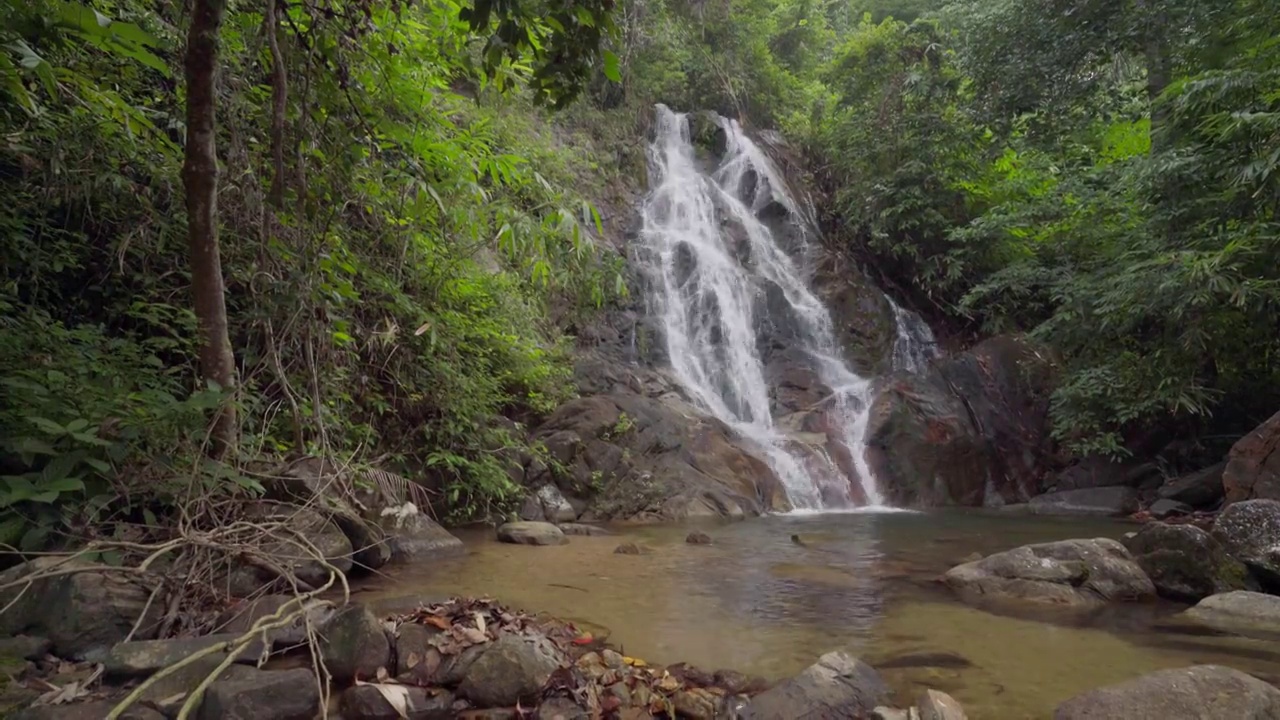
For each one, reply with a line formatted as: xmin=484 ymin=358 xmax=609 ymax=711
xmin=740 ymin=650 xmax=890 ymax=719
xmin=497 ymin=521 xmax=568 ymax=546
xmin=686 ymin=531 xmax=713 ymax=545
xmin=1149 ymin=498 xmax=1194 ymax=519
xmin=1051 ymin=456 xmax=1157 ymax=492
xmin=1028 ymin=487 xmax=1140 ymax=516
xmin=0 ymin=635 xmax=49 ymax=660
xmin=393 ymin=622 xmax=440 ymax=684
xmin=1212 ymin=499 xmax=1280 ymax=585
xmin=537 ymin=485 xmax=579 ymax=523
xmin=14 ymin=703 xmax=165 ymax=720
xmin=866 ymin=336 xmax=1055 ymax=507
xmin=458 ymin=633 xmax=566 ymax=708
xmin=243 ymin=500 xmax=354 ymax=587
xmin=96 ymin=634 xmax=264 ymax=676
xmin=1123 ymin=523 xmax=1255 ymax=602
xmin=1184 ymin=591 xmax=1280 ymax=639
xmin=918 ymin=689 xmax=967 ymax=720
xmin=613 ymin=542 xmax=652 ymax=555
xmin=317 ymin=604 xmax=392 ymax=683
xmin=1223 ymin=410 xmax=1280 ymax=504
xmin=214 ymin=595 xmax=337 ymax=648
xmin=1053 ymin=665 xmax=1280 ymax=719
xmin=714 ymin=669 xmax=768 ymax=694
xmin=557 ymin=523 xmax=611 ymax=536
xmin=943 ymin=538 xmax=1155 ymax=607
xmin=197 ymin=666 xmax=320 ymax=720
xmin=1159 ymin=462 xmax=1226 ymax=508
xmin=519 ymin=494 xmax=546 ymax=521
xmin=378 ymin=506 xmax=465 ymax=561
xmin=872 ymin=708 xmax=914 ymax=720
xmin=341 ymin=684 xmax=454 ymax=720
xmin=600 ymin=648 xmax=626 ymax=670
xmin=673 ymin=688 xmax=720 ymax=719
xmin=537 ymin=697 xmax=588 ymax=719
xmin=0 ymin=557 xmax=162 ymax=659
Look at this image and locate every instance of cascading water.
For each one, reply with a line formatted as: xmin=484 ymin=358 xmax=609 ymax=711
xmin=889 ymin=299 xmax=940 ymax=374
xmin=638 ymin=104 xmax=892 ymax=509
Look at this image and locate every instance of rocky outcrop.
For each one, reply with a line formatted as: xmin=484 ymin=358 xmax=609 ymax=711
xmin=1212 ymin=499 xmax=1280 ymax=586
xmin=812 ymin=254 xmax=899 ymax=377
xmin=1184 ymin=591 xmax=1280 ymax=639
xmin=1224 ymin=410 xmax=1280 ymax=504
xmin=1158 ymin=462 xmax=1226 ymax=508
xmin=525 ymin=392 xmax=788 ymax=521
xmin=0 ymin=557 xmax=162 ymax=659
xmin=1027 ymin=487 xmax=1140 ymax=516
xmin=1123 ymin=523 xmax=1255 ymax=601
xmin=943 ymin=538 xmax=1155 ymax=607
xmin=1053 ymin=665 xmax=1280 ymax=719
xmin=739 ymin=650 xmax=890 ymax=719
xmin=866 ymin=335 xmax=1056 ymax=506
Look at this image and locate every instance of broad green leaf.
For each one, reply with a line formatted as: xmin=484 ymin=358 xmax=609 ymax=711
xmin=602 ymin=50 xmax=621 ymax=82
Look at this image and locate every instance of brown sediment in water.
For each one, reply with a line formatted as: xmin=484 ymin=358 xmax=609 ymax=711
xmin=351 ymin=510 xmax=1280 ymax=719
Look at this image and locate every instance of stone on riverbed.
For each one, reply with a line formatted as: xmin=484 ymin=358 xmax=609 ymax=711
xmin=94 ymin=633 xmax=264 ymax=676
xmin=317 ymin=604 xmax=392 ymax=683
xmin=1123 ymin=522 xmax=1255 ymax=602
xmin=918 ymin=689 xmax=968 ymax=720
xmin=457 ymin=632 xmax=566 ymax=708
xmin=496 ymin=521 xmax=568 ymax=546
xmin=214 ymin=594 xmax=337 ymax=648
xmin=1027 ymin=486 xmax=1140 ymax=516
xmin=613 ymin=542 xmax=652 ymax=555
xmin=557 ymin=523 xmax=611 ymax=536
xmin=686 ymin=531 xmax=713 ymax=544
xmin=1212 ymin=499 xmax=1280 ymax=586
xmin=739 ymin=650 xmax=890 ymax=719
xmin=1184 ymin=591 xmax=1280 ymax=639
xmin=943 ymin=538 xmax=1155 ymax=607
xmin=1053 ymin=665 xmax=1280 ymax=719
xmin=341 ymin=684 xmax=453 ymax=720
xmin=197 ymin=666 xmax=321 ymax=720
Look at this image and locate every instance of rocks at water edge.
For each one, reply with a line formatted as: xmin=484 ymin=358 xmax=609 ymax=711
xmin=214 ymin=594 xmax=337 ymax=648
xmin=0 ymin=557 xmax=162 ymax=659
xmin=317 ymin=603 xmax=392 ymax=683
xmin=1123 ymin=522 xmax=1256 ymax=602
xmin=918 ymin=689 xmax=968 ymax=720
xmin=94 ymin=634 xmax=264 ymax=676
xmin=1184 ymin=591 xmax=1280 ymax=639
xmin=1223 ymin=409 xmax=1280 ymax=504
xmin=1212 ymin=499 xmax=1280 ymax=585
xmin=686 ymin=531 xmax=713 ymax=544
xmin=496 ymin=521 xmax=569 ymax=546
xmin=197 ymin=666 xmax=321 ymax=720
xmin=1053 ymin=665 xmax=1280 ymax=719
xmin=242 ymin=500 xmax=355 ymax=587
xmin=557 ymin=523 xmax=611 ymax=536
xmin=1027 ymin=486 xmax=1140 ymax=517
xmin=341 ymin=685 xmax=454 ymax=720
xmin=457 ymin=633 xmax=566 ymax=708
xmin=943 ymin=538 xmax=1156 ymax=607
xmin=1158 ymin=462 xmax=1227 ymax=508
xmin=739 ymin=650 xmax=890 ymax=719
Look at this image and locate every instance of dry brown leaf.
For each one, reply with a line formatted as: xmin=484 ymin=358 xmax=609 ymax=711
xmin=459 ymin=626 xmax=487 ymax=644
xmin=404 ymin=651 xmax=422 ymax=670
xmin=423 ymin=615 xmax=451 ymax=630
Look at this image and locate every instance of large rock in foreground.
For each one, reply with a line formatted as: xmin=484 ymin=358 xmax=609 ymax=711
xmin=739 ymin=650 xmax=890 ymax=719
xmin=1123 ymin=523 xmax=1255 ymax=602
xmin=1054 ymin=665 xmax=1280 ymax=719
xmin=457 ymin=633 xmax=566 ymax=708
xmin=866 ymin=336 xmax=1056 ymax=506
xmin=1224 ymin=410 xmax=1280 ymax=504
xmin=1184 ymin=591 xmax=1280 ymax=640
xmin=943 ymin=538 xmax=1155 ymax=607
xmin=1212 ymin=499 xmax=1280 ymax=586
xmin=0 ymin=558 xmax=162 ymax=659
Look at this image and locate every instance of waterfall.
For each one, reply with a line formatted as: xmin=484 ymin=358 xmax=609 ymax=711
xmin=637 ymin=105 xmax=888 ymax=510
xmin=889 ymin=299 xmax=940 ymax=374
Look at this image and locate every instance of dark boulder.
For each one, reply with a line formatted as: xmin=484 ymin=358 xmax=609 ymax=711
xmin=197 ymin=667 xmax=321 ymax=720
xmin=1149 ymin=498 xmax=1194 ymax=519
xmin=1123 ymin=523 xmax=1256 ymax=602
xmin=739 ymin=650 xmax=890 ymax=719
xmin=241 ymin=500 xmax=354 ymax=587
xmin=1159 ymin=462 xmax=1226 ymax=508
xmin=341 ymin=685 xmax=454 ymax=720
xmin=1049 ymin=455 xmax=1158 ymax=492
xmin=1027 ymin=487 xmax=1140 ymax=517
xmin=457 ymin=633 xmax=566 ymax=708
xmin=317 ymin=604 xmax=392 ymax=683
xmin=1184 ymin=591 xmax=1280 ymax=640
xmin=1053 ymin=665 xmax=1280 ymax=719
xmin=1224 ymin=410 xmax=1280 ymax=504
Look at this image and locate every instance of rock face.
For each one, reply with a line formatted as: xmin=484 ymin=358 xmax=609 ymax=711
xmin=0 ymin=558 xmax=162 ymax=659
xmin=496 ymin=521 xmax=568 ymax=546
xmin=1124 ymin=523 xmax=1255 ymax=601
xmin=214 ymin=595 xmax=336 ymax=648
xmin=1184 ymin=591 xmax=1280 ymax=639
xmin=457 ymin=633 xmax=566 ymax=708
xmin=1212 ymin=499 xmax=1280 ymax=585
xmin=1053 ymin=665 xmax=1280 ymax=719
xmin=1027 ymin=487 xmax=1140 ymax=516
xmin=242 ymin=500 xmax=354 ymax=587
xmin=739 ymin=650 xmax=890 ymax=719
xmin=865 ymin=336 xmax=1056 ymax=506
xmin=1049 ymin=455 xmax=1157 ymax=492
xmin=943 ymin=538 xmax=1156 ymax=607
xmin=1224 ymin=411 xmax=1280 ymax=504
xmin=526 ymin=392 xmax=788 ymax=521
xmin=1159 ymin=462 xmax=1226 ymax=508
xmin=534 ymin=484 xmax=579 ymax=523
xmin=197 ymin=667 xmax=321 ymax=720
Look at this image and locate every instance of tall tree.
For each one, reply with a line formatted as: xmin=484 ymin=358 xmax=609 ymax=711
xmin=182 ymin=0 xmax=237 ymax=456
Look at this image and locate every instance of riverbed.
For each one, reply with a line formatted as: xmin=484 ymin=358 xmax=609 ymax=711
xmin=354 ymin=510 xmax=1280 ymax=718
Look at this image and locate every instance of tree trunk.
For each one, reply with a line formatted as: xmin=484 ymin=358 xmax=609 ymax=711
xmin=183 ymin=0 xmax=237 ymax=457
xmin=1137 ymin=0 xmax=1170 ymax=150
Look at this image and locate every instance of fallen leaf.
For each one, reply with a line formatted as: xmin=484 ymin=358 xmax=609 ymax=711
xmin=572 ymin=633 xmax=594 ymax=645
xmin=423 ymin=615 xmax=451 ymax=630
xmin=404 ymin=651 xmax=422 ymax=670
xmin=474 ymin=611 xmax=487 ymax=635
xmin=460 ymin=626 xmax=487 ymax=644
xmin=623 ymin=656 xmax=646 ymax=667
xmin=360 ymin=682 xmax=412 ymax=719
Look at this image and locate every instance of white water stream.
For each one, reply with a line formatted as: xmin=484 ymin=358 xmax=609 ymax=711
xmin=638 ymin=105 xmax=934 ymax=510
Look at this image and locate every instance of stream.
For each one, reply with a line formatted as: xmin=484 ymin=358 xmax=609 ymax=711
xmin=356 ymin=511 xmax=1280 ymax=718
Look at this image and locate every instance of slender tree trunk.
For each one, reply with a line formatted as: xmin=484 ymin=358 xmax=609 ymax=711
xmin=265 ymin=0 xmax=287 ymax=209
xmin=183 ymin=0 xmax=237 ymax=457
xmin=1137 ymin=0 xmax=1170 ymax=150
